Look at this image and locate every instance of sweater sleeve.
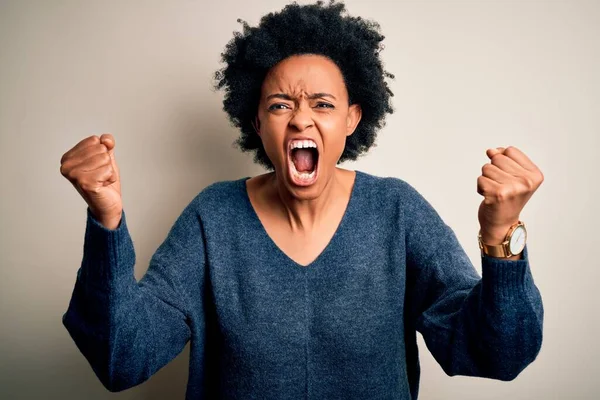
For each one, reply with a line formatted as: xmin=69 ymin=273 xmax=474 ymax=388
xmin=62 ymin=198 xmax=206 ymax=392
xmin=401 ymin=181 xmax=543 ymax=381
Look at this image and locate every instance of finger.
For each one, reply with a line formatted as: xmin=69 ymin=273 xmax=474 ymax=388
xmin=104 ymin=137 xmax=120 ymax=181
xmin=106 ymin=152 xmax=119 ymax=185
xmin=477 ymin=175 xmax=501 ymax=204
xmin=103 ymin=173 xmax=118 ymax=186
xmin=60 ymin=135 xmax=101 ymax=164
xmin=502 ymin=146 xmax=538 ymax=172
xmin=482 ymin=163 xmax=514 ymax=184
xmin=488 ymin=150 xmax=525 ymax=176
xmin=61 ymin=152 xmax=111 ymax=181
xmin=100 ymin=133 xmax=115 ymax=151
xmin=77 ymin=152 xmax=112 ymax=173
xmin=62 ymin=144 xmax=108 ymax=169
xmin=99 ymin=133 xmax=118 ymax=174
xmin=78 ymin=166 xmax=116 ymax=191
xmin=486 ymin=147 xmax=506 ymax=159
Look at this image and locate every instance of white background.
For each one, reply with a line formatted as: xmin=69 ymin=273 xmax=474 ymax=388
xmin=0 ymin=0 xmax=598 ymax=399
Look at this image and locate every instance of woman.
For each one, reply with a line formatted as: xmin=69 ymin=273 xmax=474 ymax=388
xmin=60 ymin=1 xmax=544 ymax=399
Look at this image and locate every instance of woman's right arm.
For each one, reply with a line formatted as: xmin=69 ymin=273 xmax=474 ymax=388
xmin=63 ymin=200 xmax=206 ymax=392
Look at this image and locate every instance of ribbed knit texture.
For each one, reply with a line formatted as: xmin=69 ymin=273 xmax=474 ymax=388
xmin=63 ymin=170 xmax=543 ymax=399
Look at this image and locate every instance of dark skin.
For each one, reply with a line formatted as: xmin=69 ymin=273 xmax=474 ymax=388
xmin=246 ymin=54 xmax=362 ymax=264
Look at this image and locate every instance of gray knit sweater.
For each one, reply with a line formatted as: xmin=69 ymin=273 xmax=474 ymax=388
xmin=63 ymin=170 xmax=543 ymax=399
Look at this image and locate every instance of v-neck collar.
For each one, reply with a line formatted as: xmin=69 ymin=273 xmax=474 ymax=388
xmin=239 ymin=170 xmax=363 ymax=268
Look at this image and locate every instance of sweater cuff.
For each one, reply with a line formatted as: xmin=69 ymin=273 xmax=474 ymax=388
xmin=481 ymin=243 xmax=531 ymax=299
xmin=80 ymin=207 xmax=136 ymax=289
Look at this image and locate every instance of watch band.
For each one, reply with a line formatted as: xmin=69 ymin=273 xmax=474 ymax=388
xmin=478 ymin=220 xmax=525 ymax=258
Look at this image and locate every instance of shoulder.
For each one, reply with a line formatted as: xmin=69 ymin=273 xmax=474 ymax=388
xmin=198 ymin=178 xmax=242 ymax=200
xmin=357 ymin=170 xmax=422 ymax=203
xmin=189 ymin=177 xmax=245 ymax=214
xmin=357 ymin=171 xmax=440 ymax=225
xmin=171 ymin=178 xmax=245 ymax=223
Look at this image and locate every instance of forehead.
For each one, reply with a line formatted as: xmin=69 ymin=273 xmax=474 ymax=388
xmin=261 ymin=54 xmax=348 ymax=99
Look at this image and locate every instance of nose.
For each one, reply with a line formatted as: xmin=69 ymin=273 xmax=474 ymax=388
xmin=289 ymin=104 xmax=314 ymax=131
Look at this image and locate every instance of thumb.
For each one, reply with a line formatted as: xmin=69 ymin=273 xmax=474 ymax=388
xmin=100 ymin=133 xmax=115 ymax=152
xmin=100 ymin=133 xmax=120 ymax=184
xmin=486 ymin=146 xmax=505 ymax=159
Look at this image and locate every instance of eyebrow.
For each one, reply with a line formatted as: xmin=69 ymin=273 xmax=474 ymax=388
xmin=266 ymin=92 xmax=337 ymax=101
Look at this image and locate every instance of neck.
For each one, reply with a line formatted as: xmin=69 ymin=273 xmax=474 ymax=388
xmin=267 ymin=167 xmax=347 ymax=234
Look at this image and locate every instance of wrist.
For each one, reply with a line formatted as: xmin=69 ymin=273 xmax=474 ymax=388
xmin=479 ymin=219 xmax=520 ymax=245
xmin=479 ymin=229 xmax=508 ymax=245
xmin=89 ymin=207 xmax=123 ymax=230
xmin=99 ymin=215 xmax=122 ymax=230
xmin=479 ymin=222 xmax=524 ymax=260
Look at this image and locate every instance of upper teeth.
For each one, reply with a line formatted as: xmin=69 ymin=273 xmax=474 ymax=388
xmin=290 ymin=140 xmax=317 ymax=150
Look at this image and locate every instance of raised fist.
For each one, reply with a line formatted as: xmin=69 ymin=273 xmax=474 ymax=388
xmin=60 ymin=133 xmax=122 ymax=229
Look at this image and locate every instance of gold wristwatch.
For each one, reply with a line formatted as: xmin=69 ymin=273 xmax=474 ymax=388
xmin=478 ymin=220 xmax=527 ymax=258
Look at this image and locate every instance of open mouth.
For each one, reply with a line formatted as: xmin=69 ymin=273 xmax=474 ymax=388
xmin=288 ymin=144 xmax=319 ymax=186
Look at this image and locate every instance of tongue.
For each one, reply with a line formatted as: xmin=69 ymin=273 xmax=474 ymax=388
xmin=292 ymin=149 xmax=315 ymax=172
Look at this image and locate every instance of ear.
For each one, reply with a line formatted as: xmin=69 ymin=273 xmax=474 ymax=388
xmin=346 ymin=104 xmax=362 ymax=136
xmin=252 ymin=116 xmax=261 ymax=137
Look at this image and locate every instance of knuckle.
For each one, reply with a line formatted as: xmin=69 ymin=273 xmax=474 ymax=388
xmin=65 ymin=168 xmax=77 ymax=181
xmin=502 ymin=187 xmax=517 ymax=201
xmin=85 ymin=145 xmax=106 ymax=160
xmin=81 ymin=181 xmax=100 ymax=193
xmin=519 ymin=175 xmax=533 ymax=190
xmin=476 ymin=176 xmax=486 ymax=192
xmin=100 ymin=152 xmax=111 ymax=165
xmin=495 ymin=189 xmax=510 ymax=202
xmin=477 ymin=175 xmax=487 ymax=187
xmin=91 ymin=143 xmax=104 ymax=152
xmin=79 ymin=181 xmax=92 ymax=192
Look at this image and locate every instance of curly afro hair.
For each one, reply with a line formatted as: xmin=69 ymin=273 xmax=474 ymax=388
xmin=214 ymin=0 xmax=394 ymax=171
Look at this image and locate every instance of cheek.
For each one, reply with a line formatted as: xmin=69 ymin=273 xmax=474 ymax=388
xmin=258 ymin=119 xmax=287 ymax=162
xmin=316 ymin=116 xmax=348 ymax=158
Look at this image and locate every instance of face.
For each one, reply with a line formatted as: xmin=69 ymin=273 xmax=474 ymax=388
xmin=255 ymin=54 xmax=362 ymax=198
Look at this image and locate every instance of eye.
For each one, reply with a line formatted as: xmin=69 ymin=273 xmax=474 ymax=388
xmin=315 ymin=102 xmax=334 ymax=109
xmin=268 ymin=103 xmax=290 ymax=111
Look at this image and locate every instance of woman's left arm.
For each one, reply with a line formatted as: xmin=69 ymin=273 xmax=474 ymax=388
xmin=402 ymin=179 xmax=544 ymax=381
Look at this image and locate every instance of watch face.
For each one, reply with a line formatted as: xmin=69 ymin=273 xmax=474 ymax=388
xmin=509 ymin=225 xmax=527 ymax=255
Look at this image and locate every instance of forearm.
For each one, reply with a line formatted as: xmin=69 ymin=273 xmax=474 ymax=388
xmin=403 ymin=180 xmax=542 ymax=380
xmin=417 ymin=248 xmax=543 ymax=380
xmin=62 ymin=208 xmax=192 ymax=392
